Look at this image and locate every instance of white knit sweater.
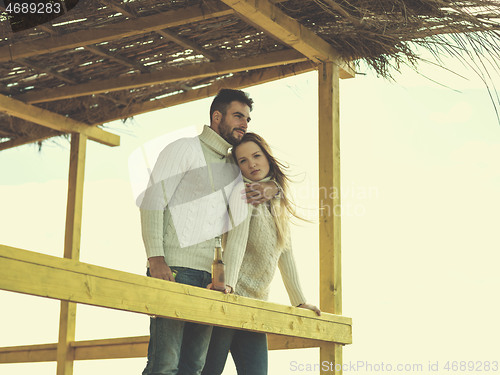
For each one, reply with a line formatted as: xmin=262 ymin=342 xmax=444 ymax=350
xmin=140 ymin=126 xmax=248 ymax=273
xmin=224 ymin=178 xmax=307 ymax=307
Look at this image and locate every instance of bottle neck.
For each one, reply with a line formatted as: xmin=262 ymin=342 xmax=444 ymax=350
xmin=214 ymin=246 xmax=223 ymax=262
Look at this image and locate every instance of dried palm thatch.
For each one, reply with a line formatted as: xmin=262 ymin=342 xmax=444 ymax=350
xmin=0 ymin=0 xmax=499 ymax=149
xmin=294 ymin=0 xmax=500 ymax=77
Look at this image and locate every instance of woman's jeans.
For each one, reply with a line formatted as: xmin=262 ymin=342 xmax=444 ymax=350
xmin=142 ymin=267 xmax=213 ymax=375
xmin=201 ymin=326 xmax=268 ymax=375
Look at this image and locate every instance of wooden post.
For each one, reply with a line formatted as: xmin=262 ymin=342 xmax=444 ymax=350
xmin=57 ymin=133 xmax=87 ymax=375
xmin=318 ymin=62 xmax=343 ymax=374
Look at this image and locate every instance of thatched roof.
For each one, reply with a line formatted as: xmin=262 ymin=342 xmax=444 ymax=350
xmin=1 ymin=0 xmax=499 ymax=150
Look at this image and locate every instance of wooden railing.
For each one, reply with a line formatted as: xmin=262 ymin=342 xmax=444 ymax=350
xmin=0 ymin=244 xmax=352 ymax=366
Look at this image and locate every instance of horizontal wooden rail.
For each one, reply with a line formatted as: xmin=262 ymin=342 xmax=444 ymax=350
xmin=0 ymin=334 xmax=320 ymax=363
xmin=0 ymin=245 xmax=352 ymax=346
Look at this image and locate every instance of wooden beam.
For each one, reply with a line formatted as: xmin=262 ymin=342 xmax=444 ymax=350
xmin=0 ymin=334 xmax=319 ymax=364
xmin=36 ymin=21 xmax=148 ymax=74
xmin=219 ymin=0 xmax=354 ymax=78
xmin=0 ymin=2 xmax=234 ymax=63
xmin=0 ymin=61 xmax=315 ymax=151
xmin=16 ymin=58 xmax=128 ymax=106
xmin=17 ymin=49 xmax=307 ymax=104
xmin=63 ymin=133 xmax=87 ymax=261
xmin=18 ymin=58 xmax=76 ymax=84
xmin=0 ymin=133 xmax=55 ymax=152
xmin=83 ymin=45 xmax=148 ymax=73
xmin=90 ymin=61 xmax=316 ymax=125
xmin=57 ymin=133 xmax=87 ymax=375
xmin=105 ymin=0 xmax=218 ymax=61
xmin=57 ymin=301 xmax=76 ymax=375
xmin=318 ymin=62 xmax=342 ymax=315
xmin=72 ymin=336 xmax=148 ymax=361
xmin=0 ymin=245 xmax=352 ymax=344
xmin=156 ymin=29 xmax=218 ymax=61
xmin=0 ymin=94 xmax=120 ymax=146
xmin=318 ymin=62 xmax=343 ymax=374
xmin=0 ymin=344 xmax=57 ymax=363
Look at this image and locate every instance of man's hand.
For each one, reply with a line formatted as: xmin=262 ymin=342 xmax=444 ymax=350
xmin=298 ymin=303 xmax=321 ymax=316
xmin=206 ymin=283 xmax=233 ymax=294
xmin=244 ymin=181 xmax=279 ymax=206
xmin=149 ymin=256 xmax=176 ymax=281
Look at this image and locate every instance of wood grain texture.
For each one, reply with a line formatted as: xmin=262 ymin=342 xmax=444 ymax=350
xmin=0 ymin=245 xmax=352 ymax=346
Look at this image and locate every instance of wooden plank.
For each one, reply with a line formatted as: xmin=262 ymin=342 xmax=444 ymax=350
xmin=0 ymin=344 xmax=57 ymax=363
xmin=0 ymin=333 xmax=318 ymax=364
xmin=18 ymin=49 xmax=307 ymax=104
xmin=63 ymin=133 xmax=87 ymax=260
xmin=0 ymin=245 xmax=352 ymax=345
xmin=0 ymin=94 xmax=120 ymax=147
xmin=30 ymin=22 xmax=147 ymax=73
xmin=57 ymin=133 xmax=87 ymax=375
xmin=318 ymin=62 xmax=342 ymax=315
xmin=104 ymin=0 xmax=218 ymax=62
xmin=219 ymin=0 xmax=354 ymax=78
xmin=0 ymin=134 xmax=55 ymax=152
xmin=320 ymin=342 xmax=343 ymax=375
xmin=70 ymin=334 xmax=318 ymax=359
xmin=156 ymin=29 xmax=218 ymax=61
xmin=267 ymin=334 xmax=319 ymax=350
xmin=84 ymin=46 xmax=148 ymax=73
xmin=57 ymin=302 xmax=76 ymax=375
xmin=91 ymin=61 xmax=316 ymax=126
xmin=0 ymin=2 xmax=234 ymax=63
xmin=18 ymin=58 xmax=77 ymax=84
xmin=318 ymin=62 xmax=343 ymax=374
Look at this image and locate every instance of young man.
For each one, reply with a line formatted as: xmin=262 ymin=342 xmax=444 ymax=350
xmin=140 ymin=89 xmax=278 ymax=375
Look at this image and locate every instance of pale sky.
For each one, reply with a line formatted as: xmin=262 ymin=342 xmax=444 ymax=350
xmin=1 ymin=53 xmax=500 ymax=375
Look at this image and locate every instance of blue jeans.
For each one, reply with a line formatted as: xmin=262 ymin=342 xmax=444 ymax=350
xmin=143 ymin=267 xmax=213 ymax=375
xmin=201 ymin=326 xmax=268 ymax=375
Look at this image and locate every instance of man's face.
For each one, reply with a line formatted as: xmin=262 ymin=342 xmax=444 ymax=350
xmin=215 ymin=101 xmax=251 ymax=145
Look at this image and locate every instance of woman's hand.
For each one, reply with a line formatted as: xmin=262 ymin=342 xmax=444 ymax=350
xmin=244 ymin=181 xmax=279 ymax=205
xmin=206 ymin=283 xmax=233 ymax=294
xmin=298 ymin=303 xmax=321 ymax=316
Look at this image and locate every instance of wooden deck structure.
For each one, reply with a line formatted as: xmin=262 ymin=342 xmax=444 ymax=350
xmin=1 ymin=0 xmax=498 ymax=374
xmin=0 ymin=1 xmax=353 ymax=374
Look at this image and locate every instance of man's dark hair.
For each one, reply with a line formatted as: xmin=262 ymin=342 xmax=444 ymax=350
xmin=209 ymin=89 xmax=254 ymax=120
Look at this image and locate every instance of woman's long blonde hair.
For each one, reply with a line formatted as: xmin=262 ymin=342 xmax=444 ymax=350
xmin=232 ymin=133 xmax=303 ymax=249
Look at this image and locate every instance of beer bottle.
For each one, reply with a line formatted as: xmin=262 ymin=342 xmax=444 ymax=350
xmin=211 ymin=236 xmax=225 ymax=291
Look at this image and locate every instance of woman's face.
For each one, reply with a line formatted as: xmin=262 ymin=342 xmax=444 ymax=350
xmin=234 ymin=141 xmax=270 ymax=181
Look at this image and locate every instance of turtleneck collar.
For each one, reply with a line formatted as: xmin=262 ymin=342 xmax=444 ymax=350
xmin=199 ymin=125 xmax=232 ymax=157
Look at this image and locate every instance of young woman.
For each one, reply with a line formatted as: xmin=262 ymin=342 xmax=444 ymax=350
xmin=202 ymin=133 xmax=320 ymax=375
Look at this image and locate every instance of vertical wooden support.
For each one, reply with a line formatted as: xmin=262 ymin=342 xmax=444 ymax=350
xmin=318 ymin=62 xmax=343 ymax=374
xmin=57 ymin=133 xmax=87 ymax=375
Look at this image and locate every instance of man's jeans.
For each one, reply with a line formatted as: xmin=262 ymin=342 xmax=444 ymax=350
xmin=143 ymin=267 xmax=213 ymax=375
xmin=201 ymin=326 xmax=268 ymax=375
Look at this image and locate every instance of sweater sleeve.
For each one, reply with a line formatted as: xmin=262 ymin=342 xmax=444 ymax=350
xmin=223 ymin=188 xmax=254 ymax=290
xmin=278 ymin=231 xmax=307 ymax=306
xmin=139 ymin=139 xmax=195 ymax=259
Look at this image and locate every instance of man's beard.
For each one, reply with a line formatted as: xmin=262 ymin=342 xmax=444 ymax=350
xmin=219 ymin=116 xmax=243 ymax=146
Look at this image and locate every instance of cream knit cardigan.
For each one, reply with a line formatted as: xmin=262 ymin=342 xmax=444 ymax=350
xmin=224 ymin=178 xmax=307 ymax=307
